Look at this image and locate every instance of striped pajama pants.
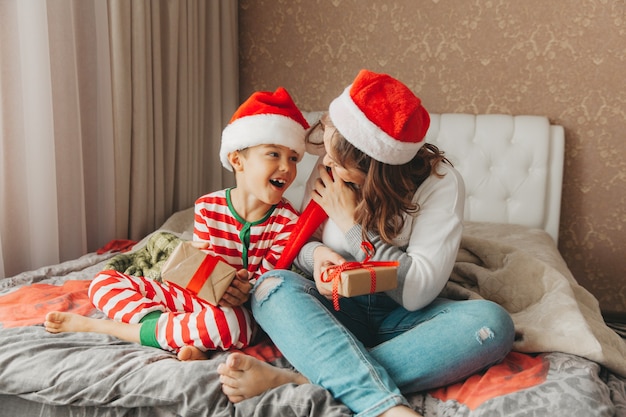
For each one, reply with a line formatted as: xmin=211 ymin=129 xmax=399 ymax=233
xmin=89 ymin=270 xmax=255 ymax=353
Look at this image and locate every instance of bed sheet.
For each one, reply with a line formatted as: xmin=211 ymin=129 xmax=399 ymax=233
xmin=0 ymin=209 xmax=625 ymax=417
xmin=0 ymin=322 xmax=623 ymax=417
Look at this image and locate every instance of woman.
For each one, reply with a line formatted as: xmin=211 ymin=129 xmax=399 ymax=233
xmin=217 ymin=70 xmax=515 ymax=417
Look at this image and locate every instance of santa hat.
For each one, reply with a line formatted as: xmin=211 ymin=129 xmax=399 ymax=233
xmin=220 ymin=87 xmax=310 ymax=171
xmin=328 ymin=70 xmax=430 ymax=165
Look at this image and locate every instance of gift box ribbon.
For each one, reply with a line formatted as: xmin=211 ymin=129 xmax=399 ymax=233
xmin=166 ymin=253 xmax=222 ymax=300
xmin=187 ymin=254 xmax=222 ymax=295
xmin=321 ymin=242 xmax=399 ymax=311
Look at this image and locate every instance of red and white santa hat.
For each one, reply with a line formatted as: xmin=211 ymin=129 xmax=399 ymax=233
xmin=328 ymin=70 xmax=430 ymax=165
xmin=220 ymin=87 xmax=310 ymax=171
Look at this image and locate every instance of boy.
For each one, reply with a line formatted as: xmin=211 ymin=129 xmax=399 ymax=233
xmin=45 ymin=87 xmax=309 ymax=361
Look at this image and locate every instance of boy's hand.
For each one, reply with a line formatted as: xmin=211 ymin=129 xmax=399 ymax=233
xmin=218 ymin=269 xmax=253 ymax=308
xmin=190 ymin=241 xmax=210 ymax=249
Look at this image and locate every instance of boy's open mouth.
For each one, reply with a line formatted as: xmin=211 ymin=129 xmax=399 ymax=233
xmin=269 ymin=178 xmax=286 ymax=188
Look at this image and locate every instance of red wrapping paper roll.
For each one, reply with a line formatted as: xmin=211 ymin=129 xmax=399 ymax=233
xmin=275 ymin=199 xmax=328 ymax=269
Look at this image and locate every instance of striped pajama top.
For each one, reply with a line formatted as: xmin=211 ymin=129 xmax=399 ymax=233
xmin=193 ymin=187 xmax=300 ymax=281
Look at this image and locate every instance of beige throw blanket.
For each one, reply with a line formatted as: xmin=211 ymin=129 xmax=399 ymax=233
xmin=443 ymin=221 xmax=626 ymax=377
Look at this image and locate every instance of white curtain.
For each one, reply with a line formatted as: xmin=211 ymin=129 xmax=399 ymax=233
xmin=0 ymin=0 xmax=238 ymax=279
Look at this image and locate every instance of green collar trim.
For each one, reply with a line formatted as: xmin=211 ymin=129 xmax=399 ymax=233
xmin=226 ymin=188 xmax=277 ymax=268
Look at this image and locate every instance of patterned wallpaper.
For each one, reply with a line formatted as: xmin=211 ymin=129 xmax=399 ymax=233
xmin=238 ymin=0 xmax=626 ymax=316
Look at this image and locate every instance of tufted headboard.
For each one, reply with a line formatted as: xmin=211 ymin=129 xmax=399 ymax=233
xmin=285 ymin=113 xmax=565 ymax=243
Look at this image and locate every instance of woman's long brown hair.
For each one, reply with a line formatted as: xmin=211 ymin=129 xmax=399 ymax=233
xmin=307 ymin=116 xmax=449 ymax=244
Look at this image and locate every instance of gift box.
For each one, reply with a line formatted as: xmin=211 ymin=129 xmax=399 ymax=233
xmin=161 ymin=241 xmax=236 ymax=306
xmin=319 ymin=264 xmax=398 ymax=298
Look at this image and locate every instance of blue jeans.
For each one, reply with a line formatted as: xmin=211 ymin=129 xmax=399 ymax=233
xmin=251 ymin=270 xmax=515 ymax=417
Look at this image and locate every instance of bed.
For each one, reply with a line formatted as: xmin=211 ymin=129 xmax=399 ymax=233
xmin=1 ymin=113 xmax=625 ymax=417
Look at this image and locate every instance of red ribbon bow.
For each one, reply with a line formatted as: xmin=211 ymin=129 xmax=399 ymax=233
xmin=320 ymin=242 xmax=399 ymax=311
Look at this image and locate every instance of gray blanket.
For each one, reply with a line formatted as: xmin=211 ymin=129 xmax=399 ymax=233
xmin=0 ymin=212 xmax=624 ymax=417
xmin=0 ymin=324 xmax=622 ymax=417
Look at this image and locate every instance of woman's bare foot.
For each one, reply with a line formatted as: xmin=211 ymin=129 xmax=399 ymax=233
xmin=217 ymin=352 xmax=308 ymax=402
xmin=177 ymin=345 xmax=210 ymax=361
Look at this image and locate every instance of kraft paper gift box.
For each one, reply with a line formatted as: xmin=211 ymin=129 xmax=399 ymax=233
xmin=161 ymin=241 xmax=236 ymax=306
xmin=319 ymin=264 xmax=398 ymax=297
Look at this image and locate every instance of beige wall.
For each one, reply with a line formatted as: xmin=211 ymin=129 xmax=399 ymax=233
xmin=238 ymin=0 xmax=626 ymax=316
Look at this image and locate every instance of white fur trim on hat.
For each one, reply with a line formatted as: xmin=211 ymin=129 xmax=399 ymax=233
xmin=329 ymin=85 xmax=423 ymax=165
xmin=220 ymin=114 xmax=307 ymax=171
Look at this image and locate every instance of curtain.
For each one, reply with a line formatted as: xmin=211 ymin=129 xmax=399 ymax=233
xmin=0 ymin=0 xmax=238 ymax=279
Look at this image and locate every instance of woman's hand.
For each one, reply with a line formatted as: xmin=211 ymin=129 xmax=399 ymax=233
xmin=311 ymin=165 xmax=359 ymax=233
xmin=219 ymin=269 xmax=253 ymax=308
xmin=312 ymin=245 xmax=346 ymax=299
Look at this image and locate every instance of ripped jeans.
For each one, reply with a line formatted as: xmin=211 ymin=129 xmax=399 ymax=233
xmin=251 ymin=270 xmax=515 ymax=417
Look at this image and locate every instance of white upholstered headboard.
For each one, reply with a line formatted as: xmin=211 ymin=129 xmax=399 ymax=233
xmin=285 ymin=113 xmax=565 ymax=243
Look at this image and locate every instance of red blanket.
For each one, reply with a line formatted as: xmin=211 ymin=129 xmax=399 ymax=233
xmin=430 ymin=351 xmax=549 ymax=409
xmin=0 ymin=280 xmax=94 ymax=328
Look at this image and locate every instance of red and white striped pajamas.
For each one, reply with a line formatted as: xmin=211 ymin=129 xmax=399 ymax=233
xmin=89 ymin=270 xmax=253 ymax=352
xmin=89 ymin=188 xmax=299 ymax=353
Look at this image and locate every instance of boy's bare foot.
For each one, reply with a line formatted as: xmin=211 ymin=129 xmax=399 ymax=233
xmin=45 ymin=311 xmax=97 ymax=333
xmin=44 ymin=311 xmax=141 ymax=344
xmin=217 ymin=352 xmax=308 ymax=402
xmin=177 ymin=345 xmax=210 ymax=361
